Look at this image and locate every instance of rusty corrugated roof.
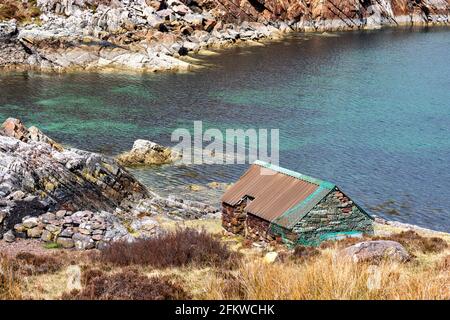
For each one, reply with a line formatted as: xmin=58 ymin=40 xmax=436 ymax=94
xmin=221 ymin=161 xmax=336 ymax=229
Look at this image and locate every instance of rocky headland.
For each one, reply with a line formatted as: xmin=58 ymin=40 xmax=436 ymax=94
xmin=0 ymin=118 xmax=219 ymax=249
xmin=0 ymin=0 xmax=448 ymax=72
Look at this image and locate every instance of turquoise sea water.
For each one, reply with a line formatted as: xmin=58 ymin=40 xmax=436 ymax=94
xmin=1 ymin=27 xmax=449 ymax=231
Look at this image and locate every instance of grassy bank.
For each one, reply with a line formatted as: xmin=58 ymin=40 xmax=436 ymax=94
xmin=1 ymin=222 xmax=449 ymax=300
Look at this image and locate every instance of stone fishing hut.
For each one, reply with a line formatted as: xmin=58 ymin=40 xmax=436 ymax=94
xmin=221 ymin=161 xmax=374 ymax=246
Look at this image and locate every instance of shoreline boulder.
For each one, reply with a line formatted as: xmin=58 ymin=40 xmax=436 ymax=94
xmin=340 ymin=240 xmax=411 ymax=264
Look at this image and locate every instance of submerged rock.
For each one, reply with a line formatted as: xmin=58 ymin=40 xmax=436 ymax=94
xmin=117 ymin=139 xmax=179 ymax=166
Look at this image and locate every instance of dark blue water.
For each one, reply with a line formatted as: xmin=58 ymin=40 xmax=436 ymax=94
xmin=1 ymin=27 xmax=449 ymax=231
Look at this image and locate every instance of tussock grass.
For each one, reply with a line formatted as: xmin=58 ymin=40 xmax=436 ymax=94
xmin=0 ymin=0 xmax=40 ymax=24
xmin=0 ymin=256 xmax=22 ymax=300
xmin=98 ymin=228 xmax=241 ymax=269
xmin=203 ymin=249 xmax=450 ymax=300
xmin=15 ymin=252 xmax=63 ymax=275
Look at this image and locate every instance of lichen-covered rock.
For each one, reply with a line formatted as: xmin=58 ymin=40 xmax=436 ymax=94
xmin=57 ymin=237 xmax=75 ymax=248
xmin=340 ymin=240 xmax=411 ymax=263
xmin=41 ymin=229 xmax=54 ymax=242
xmin=2 ymin=230 xmax=15 ymax=243
xmin=263 ymin=251 xmax=279 ymax=264
xmin=22 ymin=217 xmax=39 ymax=229
xmin=73 ymin=233 xmax=95 ymax=250
xmin=27 ymin=227 xmax=44 ymax=238
xmin=117 ymin=139 xmax=179 ymax=166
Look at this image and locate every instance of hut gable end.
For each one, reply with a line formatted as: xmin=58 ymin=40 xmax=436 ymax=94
xmin=292 ymin=189 xmax=374 ymax=245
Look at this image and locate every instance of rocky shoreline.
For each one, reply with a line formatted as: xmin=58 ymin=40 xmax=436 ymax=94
xmin=0 ymin=118 xmax=219 ymax=249
xmin=0 ymin=0 xmax=448 ymax=72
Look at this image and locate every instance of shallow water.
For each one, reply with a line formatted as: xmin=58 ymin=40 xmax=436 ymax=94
xmin=1 ymin=27 xmax=449 ymax=231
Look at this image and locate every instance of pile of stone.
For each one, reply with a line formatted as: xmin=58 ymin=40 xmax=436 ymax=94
xmin=7 ymin=210 xmax=131 ymax=249
xmin=133 ymin=194 xmax=220 ymax=220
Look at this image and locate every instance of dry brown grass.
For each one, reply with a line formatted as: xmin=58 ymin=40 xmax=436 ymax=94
xmin=203 ymin=248 xmax=450 ymax=300
xmin=0 ymin=255 xmax=22 ymax=300
xmin=200 ymin=227 xmax=450 ymax=300
xmin=14 ymin=252 xmax=64 ymax=276
xmin=2 ymin=221 xmax=449 ymax=300
xmin=0 ymin=0 xmax=40 ymax=24
xmin=374 ymin=230 xmax=448 ymax=254
xmin=62 ymin=267 xmax=190 ymax=300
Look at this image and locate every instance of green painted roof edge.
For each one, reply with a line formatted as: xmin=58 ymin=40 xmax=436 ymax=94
xmin=253 ymin=160 xmax=336 ymax=189
xmin=271 ymin=186 xmax=334 ymax=230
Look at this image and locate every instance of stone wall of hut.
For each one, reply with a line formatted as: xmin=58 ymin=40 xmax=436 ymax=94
xmin=291 ymin=189 xmax=374 ymax=245
xmin=246 ymin=213 xmax=272 ymax=241
xmin=222 ymin=201 xmax=246 ymax=236
xmin=222 ymin=202 xmax=298 ymax=243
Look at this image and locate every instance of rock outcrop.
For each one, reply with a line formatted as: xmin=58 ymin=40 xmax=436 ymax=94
xmin=0 ymin=0 xmax=283 ymax=71
xmin=117 ymin=139 xmax=180 ymax=166
xmin=2 ymin=0 xmax=446 ymax=72
xmin=0 ymin=117 xmax=150 ymax=237
xmin=0 ymin=22 xmax=30 ymax=68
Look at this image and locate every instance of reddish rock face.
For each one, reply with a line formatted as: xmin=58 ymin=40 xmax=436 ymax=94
xmin=220 ymin=0 xmax=450 ymax=23
xmin=1 ymin=118 xmax=29 ymax=141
